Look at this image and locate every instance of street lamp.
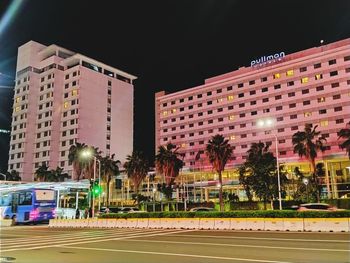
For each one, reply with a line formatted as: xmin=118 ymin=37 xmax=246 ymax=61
xmin=152 ymin=187 xmax=157 ymax=212
xmin=0 ymin=173 xmax=6 ymax=181
xmin=257 ymin=118 xmax=282 ymax=210
xmin=303 ymin=178 xmax=309 ymax=202
xmin=81 ymin=149 xmax=101 ymax=217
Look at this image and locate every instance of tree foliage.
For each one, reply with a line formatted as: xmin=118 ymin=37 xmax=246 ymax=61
xmin=100 ymin=154 xmax=120 ymax=205
xmin=239 ymin=142 xmax=287 ymax=209
xmin=3 ymin=170 xmax=21 ymax=181
xmin=338 ymin=121 xmax=350 ymax=159
xmin=124 ymin=151 xmax=149 ymax=193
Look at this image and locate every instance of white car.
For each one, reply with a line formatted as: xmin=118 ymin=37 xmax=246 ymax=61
xmin=189 ymin=207 xmax=214 ymax=212
xmin=117 ymin=207 xmax=146 ymax=213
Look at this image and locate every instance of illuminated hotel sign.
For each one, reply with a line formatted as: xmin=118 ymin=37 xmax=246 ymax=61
xmin=250 ymin=52 xmax=286 ymax=67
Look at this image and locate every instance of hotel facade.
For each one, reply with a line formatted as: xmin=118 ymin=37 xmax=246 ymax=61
xmin=8 ymin=41 xmax=136 ymax=182
xmin=155 ymin=39 xmax=350 ymax=199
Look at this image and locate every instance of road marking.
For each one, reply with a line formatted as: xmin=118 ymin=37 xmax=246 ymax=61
xmin=0 ymin=229 xmax=166 ymax=249
xmin=0 ymin=229 xmax=192 ymax=252
xmin=126 ymin=239 xmax=350 ymax=252
xmin=60 ymin=245 xmax=294 ymax=263
xmin=0 ymin=229 xmax=147 ymax=244
xmin=170 ymin=234 xmax=350 ymax=243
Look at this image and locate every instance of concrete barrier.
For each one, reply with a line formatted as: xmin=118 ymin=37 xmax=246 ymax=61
xmin=303 ymin=218 xmax=326 ymax=232
xmin=230 ymin=218 xmax=247 ymax=230
xmin=214 ymin=218 xmax=231 ymax=230
xmin=106 ymin=219 xmax=117 ymax=228
xmin=245 ymin=218 xmax=264 ymax=230
xmin=115 ymin=218 xmax=128 ymax=228
xmin=199 ymin=218 xmax=215 ymax=229
xmin=264 ymin=218 xmax=284 ymax=231
xmin=160 ymin=218 xmax=176 ymax=229
xmin=126 ymin=218 xmax=138 ymax=228
xmin=283 ymin=218 xmax=304 ymax=232
xmin=173 ymin=218 xmax=200 ymax=229
xmin=136 ymin=218 xmax=149 ymax=228
xmin=148 ymin=218 xmax=161 ymax=229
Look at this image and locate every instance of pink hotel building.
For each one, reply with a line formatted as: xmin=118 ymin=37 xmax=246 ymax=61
xmin=155 ymin=38 xmax=350 ymax=199
xmin=8 ymin=41 xmax=136 ymax=182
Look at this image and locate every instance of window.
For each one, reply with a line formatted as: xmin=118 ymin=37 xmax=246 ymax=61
xmin=273 ymin=73 xmax=280 ymax=79
xmin=276 ymin=106 xmax=283 ymax=111
xmin=328 ymin=59 xmax=336 ymax=65
xmin=287 ymin=81 xmax=294 ymax=86
xmin=197 ymin=94 xmax=202 ymax=98
xmin=333 ymin=94 xmax=341 ymax=100
xmin=289 ymin=103 xmax=296 ymax=108
xmin=318 ymin=97 xmax=326 ymax=103
xmin=162 ymin=103 xmax=168 ymax=107
xmin=290 ymin=114 xmax=297 ymax=119
xmin=288 ymin=92 xmax=295 ymax=97
xmin=262 ymin=98 xmax=269 ymax=103
xmin=179 ymin=98 xmax=184 ymax=103
xmin=320 ymin=120 xmax=328 ymax=127
xmin=261 ymin=87 xmax=268 ymax=92
xmin=263 ymin=108 xmax=270 ymax=113
xmin=275 ymin=95 xmax=282 ymax=100
xmin=291 ymin=126 xmax=298 ymax=131
xmin=344 ymin=55 xmax=350 ymax=61
xmin=278 ymin=128 xmax=284 ymax=133
xmin=251 ymin=111 xmax=257 ymax=116
xmin=261 ymin=77 xmax=267 ymax=82
xmin=330 ymin=71 xmax=338 ymax=77
xmin=250 ymin=101 xmax=256 ymax=105
xmin=188 ymin=96 xmax=193 ymax=101
xmin=331 ymin=83 xmax=339 ymax=88
xmin=239 ymin=103 xmax=245 ymax=108
xmin=238 ymin=93 xmax=244 ymax=98
xmin=319 ymin=109 xmax=327 ymax=114
xmin=250 ymin=90 xmax=256 ymax=95
xmin=217 ymin=89 xmax=222 ymax=93
xmin=274 ymin=84 xmax=281 ymax=90
xmin=314 ymin=63 xmax=321 ymax=69
xmin=315 ymin=74 xmax=323 ymax=80
xmin=302 ymin=89 xmax=309 ymax=94
xmin=301 ymin=77 xmax=309 ymax=84
xmin=227 ymin=86 xmax=233 ymax=91
xmin=303 ymin=100 xmax=310 ymax=105
xmin=334 ymin=106 xmax=342 ymax=112
xmin=300 ymin=67 xmax=307 ymax=72
xmin=316 ymin=86 xmax=324 ymax=91
xmin=238 ymin=83 xmax=243 ymax=88
xmin=336 ymin=119 xmax=344 ymax=124
xmin=228 ymin=115 xmax=235 ymax=120
xmin=249 ymin=80 xmax=255 ymax=85
xmin=286 ymin=70 xmax=294 ymax=76
xmin=227 ymin=95 xmax=234 ymax=100
xmin=207 ymin=101 xmax=212 ymax=105
xmin=207 ymin=91 xmax=212 ymax=96
xmin=217 ymin=108 xmax=223 ymax=112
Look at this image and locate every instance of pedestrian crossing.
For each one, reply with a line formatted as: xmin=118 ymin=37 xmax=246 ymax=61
xmin=0 ymin=228 xmax=191 ymax=252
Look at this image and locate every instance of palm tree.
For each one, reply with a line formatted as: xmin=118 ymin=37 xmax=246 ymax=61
xmin=50 ymin=167 xmax=69 ymax=182
xmin=35 ymin=164 xmax=50 ymax=182
xmin=206 ymin=134 xmax=233 ymax=212
xmin=155 ymin=143 xmax=184 ymax=187
xmin=338 ymin=121 xmax=350 ymax=159
xmin=124 ymin=151 xmax=149 ymax=194
xmin=4 ymin=170 xmax=21 ymax=181
xmin=292 ymin=124 xmax=326 ymax=201
xmin=100 ymin=154 xmax=120 ymax=205
xmin=68 ymin=142 xmax=87 ymax=180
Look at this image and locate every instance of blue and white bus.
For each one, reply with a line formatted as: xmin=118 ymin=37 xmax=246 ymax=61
xmin=0 ymin=188 xmax=56 ymax=223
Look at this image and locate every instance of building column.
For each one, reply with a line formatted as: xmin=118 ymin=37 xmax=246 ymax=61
xmin=204 ymin=188 xmax=209 ymax=202
xmin=324 ymin=160 xmax=332 ymax=199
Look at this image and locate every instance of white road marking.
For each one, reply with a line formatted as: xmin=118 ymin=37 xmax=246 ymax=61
xmin=0 ymin=229 xmax=167 ymax=249
xmin=60 ymin=245 xmax=294 ymax=263
xmin=0 ymin=229 xmax=193 ymax=252
xmin=126 ymin=239 xmax=350 ymax=252
xmin=170 ymin=234 xmax=350 ymax=243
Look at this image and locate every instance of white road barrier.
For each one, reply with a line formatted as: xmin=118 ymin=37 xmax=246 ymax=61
xmin=214 ymin=218 xmax=231 ymax=230
xmin=199 ymin=218 xmax=215 ymax=230
xmin=264 ymin=218 xmax=284 ymax=231
xmin=230 ymin=218 xmax=247 ymax=230
xmin=283 ymin=218 xmax=304 ymax=232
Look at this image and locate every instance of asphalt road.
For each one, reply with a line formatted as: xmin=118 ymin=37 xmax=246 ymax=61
xmin=0 ymin=226 xmax=349 ymax=263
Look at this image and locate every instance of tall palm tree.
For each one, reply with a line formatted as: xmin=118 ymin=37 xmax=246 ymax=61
xmin=338 ymin=121 xmax=350 ymax=159
xmin=68 ymin=142 xmax=87 ymax=180
xmin=100 ymin=154 xmax=120 ymax=205
xmin=292 ymin=124 xmax=326 ymax=201
xmin=155 ymin=143 xmax=184 ymax=187
xmin=50 ymin=167 xmax=69 ymax=182
xmin=124 ymin=151 xmax=149 ymax=194
xmin=206 ymin=134 xmax=233 ymax=212
xmin=35 ymin=164 xmax=50 ymax=182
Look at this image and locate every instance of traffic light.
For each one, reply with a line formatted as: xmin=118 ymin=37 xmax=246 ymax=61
xmin=92 ymin=180 xmax=102 ymax=196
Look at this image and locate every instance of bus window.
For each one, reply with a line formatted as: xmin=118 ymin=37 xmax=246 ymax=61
xmin=35 ymin=190 xmax=55 ymax=201
xmin=18 ymin=192 xmax=32 ymax=205
xmin=0 ymin=194 xmax=11 ymax=206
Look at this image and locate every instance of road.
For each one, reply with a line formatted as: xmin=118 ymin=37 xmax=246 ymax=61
xmin=0 ymin=226 xmax=349 ymax=263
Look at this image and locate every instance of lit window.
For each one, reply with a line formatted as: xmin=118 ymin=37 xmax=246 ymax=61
xmin=162 ymin=111 xmax=168 ymax=116
xmin=315 ymin=74 xmax=322 ymax=80
xmin=217 ymin=98 xmax=223 ymax=103
xmin=320 ymin=120 xmax=329 ymax=127
xmin=301 ymin=77 xmax=309 ymax=83
xmin=63 ymin=102 xmax=69 ymax=109
xmin=181 ymin=143 xmax=186 ymax=148
xmin=171 ymin=109 xmax=176 ymax=113
xmin=317 ymin=97 xmax=326 ymax=103
xmin=227 ymin=95 xmax=234 ymax=101
xmin=230 ymin=135 xmax=236 ymax=140
xmin=15 ymin=106 xmax=20 ymax=112
xmin=304 ymin=112 xmax=312 ymax=117
xmin=273 ymin=73 xmax=281 ymax=79
xmin=71 ymin=89 xmax=78 ymax=96
xmin=15 ymin=97 xmax=20 ymax=103
xmin=228 ymin=115 xmax=235 ymax=121
xmin=286 ymin=70 xmax=294 ymax=76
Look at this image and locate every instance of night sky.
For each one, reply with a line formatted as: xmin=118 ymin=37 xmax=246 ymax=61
xmin=0 ymin=0 xmax=350 ymax=172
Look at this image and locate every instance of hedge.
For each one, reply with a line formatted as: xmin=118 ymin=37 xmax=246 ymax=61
xmin=99 ymin=210 xmax=350 ymax=219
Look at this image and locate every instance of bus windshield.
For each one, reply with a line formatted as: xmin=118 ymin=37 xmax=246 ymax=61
xmin=0 ymin=193 xmax=11 ymax=206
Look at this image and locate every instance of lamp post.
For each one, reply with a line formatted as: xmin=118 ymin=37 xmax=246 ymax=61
xmin=81 ymin=149 xmax=101 ymax=217
xmin=257 ymin=118 xmax=282 ymax=210
xmin=0 ymin=173 xmax=6 ymax=181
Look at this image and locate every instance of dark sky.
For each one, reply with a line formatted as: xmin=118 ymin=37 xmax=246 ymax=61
xmin=0 ymin=0 xmax=350 ymax=172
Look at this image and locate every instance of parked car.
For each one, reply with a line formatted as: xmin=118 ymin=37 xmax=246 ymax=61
xmin=189 ymin=207 xmax=214 ymax=212
xmin=297 ymin=203 xmax=344 ymax=211
xmin=117 ymin=207 xmax=146 ymax=213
